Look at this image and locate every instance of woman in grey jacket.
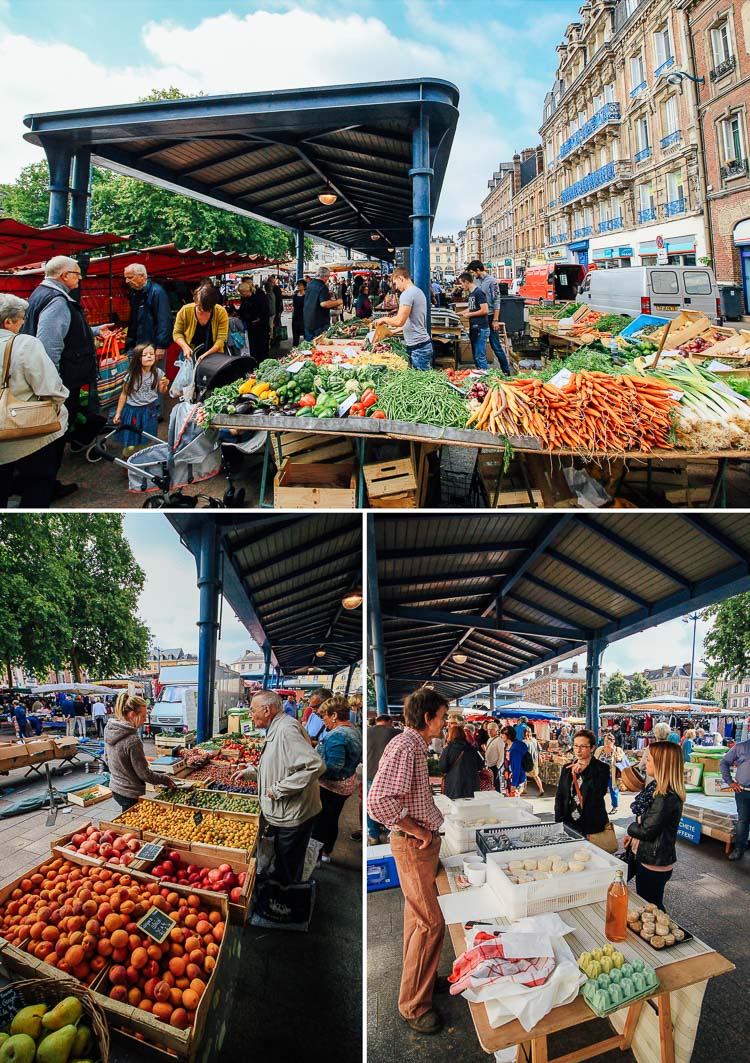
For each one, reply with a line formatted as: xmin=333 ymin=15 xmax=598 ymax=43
xmin=104 ymin=692 xmax=175 ymax=812
xmin=0 ymin=293 xmax=69 ymax=508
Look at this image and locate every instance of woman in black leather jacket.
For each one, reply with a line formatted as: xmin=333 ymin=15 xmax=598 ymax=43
xmin=625 ymin=741 xmax=685 ymax=907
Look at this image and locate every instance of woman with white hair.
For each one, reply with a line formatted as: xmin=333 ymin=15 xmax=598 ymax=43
xmin=0 ymin=293 xmax=69 ymax=507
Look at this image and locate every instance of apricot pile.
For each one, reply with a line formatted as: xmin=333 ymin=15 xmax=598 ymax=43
xmin=116 ymin=802 xmax=258 ymax=852
xmin=0 ymin=857 xmax=224 ymax=1029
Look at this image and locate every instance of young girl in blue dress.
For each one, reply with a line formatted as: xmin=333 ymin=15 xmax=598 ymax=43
xmin=114 ymin=343 xmax=169 ymax=455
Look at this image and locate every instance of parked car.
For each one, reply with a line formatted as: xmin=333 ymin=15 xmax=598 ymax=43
xmin=578 ymin=265 xmax=720 ymax=322
xmin=519 ymin=263 xmax=586 ymax=304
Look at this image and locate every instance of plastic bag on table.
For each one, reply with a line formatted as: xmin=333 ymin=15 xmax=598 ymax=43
xmin=563 ymin=466 xmax=611 ymax=508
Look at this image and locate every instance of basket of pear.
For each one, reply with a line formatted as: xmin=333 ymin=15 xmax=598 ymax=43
xmin=0 ymin=977 xmax=109 ymax=1063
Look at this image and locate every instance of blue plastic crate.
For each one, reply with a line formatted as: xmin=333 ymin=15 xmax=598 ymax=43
xmin=620 ymin=314 xmax=670 ymax=341
xmin=367 ymin=845 xmax=400 ymax=892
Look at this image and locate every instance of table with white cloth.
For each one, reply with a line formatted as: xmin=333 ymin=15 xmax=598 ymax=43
xmin=436 ymin=862 xmax=733 ymax=1063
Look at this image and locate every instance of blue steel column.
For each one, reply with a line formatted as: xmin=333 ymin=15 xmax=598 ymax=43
xmin=410 ymin=113 xmax=434 ymax=329
xmin=69 ymin=148 xmax=91 ymax=231
xmin=585 ymin=638 xmax=605 ymax=735
xmin=196 ymin=522 xmax=220 ymax=743
xmin=262 ymin=642 xmax=272 ymax=690
xmin=296 ymin=228 xmax=305 ymax=281
xmin=366 ymin=515 xmax=388 ymax=716
xmin=489 ymin=683 xmax=495 ymax=714
xmin=43 ymin=141 xmax=73 ymax=226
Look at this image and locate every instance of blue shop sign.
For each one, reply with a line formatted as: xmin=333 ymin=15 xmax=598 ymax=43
xmin=677 ymin=816 xmax=702 ymax=844
xmin=602 ymin=248 xmax=614 ymax=258
xmin=569 ymin=240 xmax=590 ymax=251
xmin=619 ymin=246 xmax=634 ymax=257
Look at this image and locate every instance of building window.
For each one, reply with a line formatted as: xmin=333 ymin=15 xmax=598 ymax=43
xmin=720 ymin=113 xmax=745 ymax=165
xmin=630 ymin=53 xmax=645 ymax=91
xmin=654 ymin=24 xmax=672 ymax=69
xmin=626 ymin=0 xmax=638 ymax=16
xmin=732 ymin=697 xmax=738 ymax=707
xmin=672 ymin=680 xmax=678 ymax=691
xmin=663 ymin=95 xmax=679 ymax=137
xmin=745 ymin=698 xmax=749 ymax=707
xmin=636 ymin=116 xmax=650 ymax=153
xmin=744 ymin=683 xmax=750 ymax=693
xmin=665 ymin=170 xmax=685 ymax=209
xmin=605 ymin=81 xmax=616 ymax=104
xmin=711 ymin=20 xmax=732 ymax=66
xmin=563 ymin=694 xmax=569 ymax=707
xmin=734 ymin=683 xmax=740 ymax=693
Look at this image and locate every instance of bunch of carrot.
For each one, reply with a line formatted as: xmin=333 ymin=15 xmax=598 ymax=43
xmin=466 ymin=372 xmax=680 ymax=452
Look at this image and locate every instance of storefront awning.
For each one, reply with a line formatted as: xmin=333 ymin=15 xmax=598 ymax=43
xmin=0 ymin=217 xmax=127 ymax=270
xmin=733 ymin=219 xmax=750 ymax=245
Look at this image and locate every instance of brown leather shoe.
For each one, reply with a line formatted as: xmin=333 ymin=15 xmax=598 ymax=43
xmin=405 ymin=1008 xmax=443 ymax=1034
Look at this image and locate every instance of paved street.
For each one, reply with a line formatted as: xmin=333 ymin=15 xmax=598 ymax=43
xmin=368 ymin=790 xmax=748 ymax=1063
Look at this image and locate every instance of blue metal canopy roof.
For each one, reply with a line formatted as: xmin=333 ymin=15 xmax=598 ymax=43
xmin=23 ymin=79 xmax=460 ymax=258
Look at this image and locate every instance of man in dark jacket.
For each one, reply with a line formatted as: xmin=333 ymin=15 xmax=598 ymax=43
xmin=303 ymin=267 xmax=342 ymax=340
xmin=124 ymin=264 xmax=172 ymax=357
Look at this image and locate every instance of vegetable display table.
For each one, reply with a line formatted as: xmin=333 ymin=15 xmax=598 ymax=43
xmin=436 ymin=865 xmax=734 ymax=1063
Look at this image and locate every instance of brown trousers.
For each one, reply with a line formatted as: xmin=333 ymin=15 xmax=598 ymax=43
xmin=390 ymin=833 xmax=445 ymax=1019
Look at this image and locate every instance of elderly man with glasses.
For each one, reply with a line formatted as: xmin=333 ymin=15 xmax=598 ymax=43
xmin=123 ymin=263 xmax=172 ymax=359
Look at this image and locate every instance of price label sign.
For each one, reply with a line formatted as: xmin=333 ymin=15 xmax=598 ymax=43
xmin=136 ymin=842 xmax=164 ymax=863
xmin=193 ymin=811 xmax=204 ymax=825
xmin=0 ymin=986 xmax=20 ymax=1029
xmin=337 ymin=393 xmax=358 ymax=417
xmin=137 ymin=907 xmax=178 ymax=944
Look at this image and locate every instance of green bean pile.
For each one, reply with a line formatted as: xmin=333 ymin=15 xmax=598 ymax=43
xmin=376 ymin=370 xmax=470 ymax=428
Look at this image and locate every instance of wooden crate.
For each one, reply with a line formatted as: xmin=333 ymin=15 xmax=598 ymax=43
xmin=364 ymin=457 xmax=417 ymax=507
xmin=477 ymin=453 xmax=543 ymax=508
xmin=67 ymin=783 xmax=112 ymax=807
xmin=154 ymin=732 xmax=195 ymax=754
xmin=278 ymin=431 xmax=353 ymax=465
xmin=273 ymin=459 xmax=357 ymax=509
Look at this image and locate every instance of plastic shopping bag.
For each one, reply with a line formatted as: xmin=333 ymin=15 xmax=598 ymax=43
xmin=170 ymin=355 xmax=195 ymax=401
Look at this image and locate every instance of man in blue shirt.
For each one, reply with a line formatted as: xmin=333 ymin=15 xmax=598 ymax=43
xmin=282 ymin=694 xmax=298 ymax=720
xmin=305 ymin=702 xmax=327 ymax=745
xmin=12 ymin=700 xmax=30 ymax=738
xmin=720 ymin=738 xmax=750 ymax=860
xmin=515 ymin=716 xmax=529 ymax=742
xmin=468 ymin=261 xmax=512 ymax=375
xmin=60 ymin=693 xmax=76 ymax=737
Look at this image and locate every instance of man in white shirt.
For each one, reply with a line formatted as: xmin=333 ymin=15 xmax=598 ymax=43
xmin=91 ymin=698 xmax=108 ymax=738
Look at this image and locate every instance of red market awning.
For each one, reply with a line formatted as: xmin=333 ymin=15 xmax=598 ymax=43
xmin=0 ymin=218 xmax=127 ymax=270
xmin=84 ymin=244 xmax=286 ymax=282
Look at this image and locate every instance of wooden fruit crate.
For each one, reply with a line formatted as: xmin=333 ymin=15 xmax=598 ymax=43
xmin=278 ymin=431 xmax=353 ymax=465
xmin=273 ymin=459 xmax=357 ymax=509
xmin=154 ymin=732 xmax=195 ymax=754
xmin=67 ymin=783 xmax=112 ymax=807
xmin=364 ymin=456 xmax=417 ymax=507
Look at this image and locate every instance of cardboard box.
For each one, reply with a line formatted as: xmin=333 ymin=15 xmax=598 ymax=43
xmin=0 ymin=743 xmax=30 ymax=771
xmin=24 ymin=738 xmax=56 ymax=765
xmin=273 ymin=459 xmax=357 ymax=509
xmin=227 ymin=711 xmax=250 ymax=735
xmin=52 ymin=736 xmax=78 ymax=758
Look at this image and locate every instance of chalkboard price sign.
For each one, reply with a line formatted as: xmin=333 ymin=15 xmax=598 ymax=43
xmin=0 ymin=986 xmax=20 ymax=1028
xmin=136 ymin=842 xmax=164 ymax=863
xmin=193 ymin=811 xmax=204 ymax=825
xmin=137 ymin=907 xmax=177 ymax=944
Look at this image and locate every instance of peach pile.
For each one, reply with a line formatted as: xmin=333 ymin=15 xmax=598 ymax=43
xmin=64 ymin=824 xmax=142 ymax=865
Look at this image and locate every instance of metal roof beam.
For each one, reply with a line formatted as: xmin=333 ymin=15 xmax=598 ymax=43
xmin=545 ymin=548 xmax=649 ymax=607
xmin=582 ymin=522 xmax=690 ymax=588
xmin=312 ymin=141 xmax=410 ymax=167
xmin=323 ymin=159 xmax=412 ymax=186
xmin=499 ymin=516 xmax=574 ymax=600
xmin=379 ymin=542 xmax=529 ymax=562
xmin=233 ymin=525 xmax=359 ymax=574
xmin=228 ymin=169 xmax=316 ymax=198
xmin=521 ymin=572 xmax=617 ymax=622
xmin=507 ymin=593 xmax=588 ymax=632
xmin=251 ymin=546 xmax=360 ymax=596
xmin=175 ymin=143 xmax=273 ymax=177
xmin=384 ymin=605 xmax=585 ymax=641
xmin=678 ymin=515 xmax=748 ymax=565
xmin=379 ymin=568 xmax=508 ymax=589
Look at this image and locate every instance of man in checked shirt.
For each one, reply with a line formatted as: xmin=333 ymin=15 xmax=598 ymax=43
xmin=367 ymin=688 xmax=449 ymax=1035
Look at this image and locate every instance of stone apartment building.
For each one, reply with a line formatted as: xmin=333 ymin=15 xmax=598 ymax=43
xmin=430 ymin=235 xmax=459 ymax=279
xmin=540 ymin=0 xmax=708 ymax=271
xmin=682 ymin=0 xmax=750 ymax=311
xmin=624 ymin=662 xmax=707 ymax=697
xmin=465 ymin=214 xmax=483 ymax=266
xmin=512 ymin=146 xmax=548 ymax=278
xmin=482 ymin=163 xmax=516 ymax=280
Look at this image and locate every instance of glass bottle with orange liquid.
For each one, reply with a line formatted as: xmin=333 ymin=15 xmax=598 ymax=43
xmin=605 ymin=869 xmax=628 ymax=942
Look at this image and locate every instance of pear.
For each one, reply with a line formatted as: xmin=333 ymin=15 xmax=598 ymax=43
xmin=9 ymin=1006 xmax=46 ymax=1039
xmin=0 ymin=1033 xmax=36 ymax=1063
xmin=70 ymin=1029 xmax=90 ymax=1060
xmin=0 ymin=1037 xmax=8 ymax=1051
xmin=40 ymin=999 xmax=82 ymax=1033
xmin=36 ymin=1026 xmax=77 ymax=1063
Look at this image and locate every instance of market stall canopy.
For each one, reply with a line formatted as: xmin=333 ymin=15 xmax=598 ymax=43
xmin=168 ymin=514 xmax=362 ymax=677
xmin=466 ymin=707 xmax=562 ymax=722
xmin=0 ymin=218 xmax=127 ymax=270
xmin=30 ymin=683 xmax=121 ymax=695
xmin=371 ymin=513 xmax=750 ymax=705
xmin=23 ymin=79 xmax=459 ymax=257
xmin=83 ymin=243 xmax=286 ymax=282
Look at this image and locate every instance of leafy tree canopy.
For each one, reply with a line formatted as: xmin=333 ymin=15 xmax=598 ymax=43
xmin=703 ymin=593 xmax=750 ymax=682
xmin=626 ymin=672 xmax=653 ymax=701
xmin=602 ymin=669 xmax=629 ymax=706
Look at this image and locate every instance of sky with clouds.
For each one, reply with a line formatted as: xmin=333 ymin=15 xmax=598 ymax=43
xmin=122 ymin=515 xmax=715 ymax=687
xmin=1 ymin=0 xmax=576 ymax=237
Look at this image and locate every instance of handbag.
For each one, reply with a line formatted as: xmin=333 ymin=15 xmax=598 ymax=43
xmin=478 ymin=767 xmax=494 ymax=792
xmin=96 ymin=332 xmax=129 ymax=411
xmin=0 ymin=335 xmax=62 ymax=441
xmin=441 ymin=748 xmax=466 ymax=793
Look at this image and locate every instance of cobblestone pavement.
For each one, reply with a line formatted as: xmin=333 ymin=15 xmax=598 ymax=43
xmin=368 ymin=789 xmax=747 ymax=1063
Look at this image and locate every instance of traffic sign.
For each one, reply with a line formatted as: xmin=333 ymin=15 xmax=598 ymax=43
xmin=655 ymin=235 xmax=665 ymax=249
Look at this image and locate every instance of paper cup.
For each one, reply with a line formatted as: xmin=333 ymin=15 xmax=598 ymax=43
xmin=464 ymin=860 xmax=486 ymax=886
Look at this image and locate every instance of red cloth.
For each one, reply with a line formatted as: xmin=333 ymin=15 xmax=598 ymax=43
xmin=367 ymin=728 xmax=444 ymax=831
xmin=449 ymin=931 xmax=555 ymax=995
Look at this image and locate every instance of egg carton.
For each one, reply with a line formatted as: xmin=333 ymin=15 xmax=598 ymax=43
xmin=581 ymin=956 xmax=659 ymax=1017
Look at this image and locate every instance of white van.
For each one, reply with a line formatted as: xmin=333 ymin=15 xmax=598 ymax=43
xmin=578 ymin=266 xmax=720 ymax=322
xmin=151 ymin=663 xmax=244 ymax=734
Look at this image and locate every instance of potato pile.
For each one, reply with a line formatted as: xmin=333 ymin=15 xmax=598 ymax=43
xmin=627 ymin=902 xmax=685 ymax=948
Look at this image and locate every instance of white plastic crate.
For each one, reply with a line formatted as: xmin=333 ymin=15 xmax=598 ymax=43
xmin=444 ymin=807 xmax=539 ymax=853
xmin=445 ymin=794 xmax=527 ymax=822
xmin=486 ymin=840 xmax=622 ymax=920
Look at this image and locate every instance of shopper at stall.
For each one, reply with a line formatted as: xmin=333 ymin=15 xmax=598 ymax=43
xmin=524 ymin=724 xmax=545 ymax=796
xmin=291 ymin=279 xmax=307 ymax=347
xmin=354 ymin=283 xmax=373 ymax=319
xmin=173 ymin=284 xmax=228 ymax=363
xmin=303 ymin=267 xmax=343 ymax=341
xmin=457 ymin=272 xmax=489 ymax=370
xmin=681 ymin=728 xmax=696 ymax=762
xmin=60 ymin=692 xmax=76 ymax=738
xmin=123 ymin=264 xmax=172 ymax=358
xmin=305 ymin=695 xmax=329 ymax=745
xmin=366 ymin=713 xmax=397 ymax=845
xmin=73 ymin=697 xmax=87 ymax=738
xmin=438 ymin=723 xmax=483 ymax=799
xmin=310 ymin=695 xmax=363 ymax=863
xmin=484 ymin=723 xmax=505 ymax=792
xmin=467 ymin=260 xmax=512 ymax=375
xmin=267 ymin=275 xmax=284 ymax=337
xmin=12 ymin=699 xmax=30 ymax=738
xmin=233 ymin=690 xmax=325 ymax=885
xmin=516 ymin=716 xmax=529 ymax=742
xmin=367 ymin=687 xmax=448 ymax=1036
xmin=501 ymin=725 xmax=528 ymax=795
xmin=91 ymin=696 xmax=108 ymax=738
xmin=302 ymin=687 xmax=332 ymax=726
xmin=0 ymin=293 xmax=70 ymax=509
xmin=475 ymin=722 xmax=490 ymax=753
xmin=113 ymin=343 xmax=169 ymax=456
xmin=381 ymin=266 xmax=433 ymax=371
xmin=595 ymin=731 xmax=623 ymax=813
xmin=555 ymin=728 xmax=615 ymax=851
xmin=104 ymin=692 xmax=176 ymax=812
xmin=625 ymin=742 xmax=685 ymax=906
xmin=720 ymin=736 xmax=750 ymax=860
xmin=282 ymin=693 xmax=298 ymax=719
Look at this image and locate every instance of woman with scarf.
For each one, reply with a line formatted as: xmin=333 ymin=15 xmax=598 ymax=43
xmin=555 ymin=728 xmax=614 ymax=851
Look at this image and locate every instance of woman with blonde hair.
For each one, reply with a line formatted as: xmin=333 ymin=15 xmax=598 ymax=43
xmin=104 ymin=692 xmax=175 ymax=812
xmin=625 ymin=741 xmax=685 ymax=907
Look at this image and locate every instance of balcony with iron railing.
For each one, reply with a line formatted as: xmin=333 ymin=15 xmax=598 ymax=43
xmin=663 ymin=198 xmax=686 ymax=217
xmin=573 ymin=225 xmax=593 ymax=238
xmin=654 ymin=56 xmax=675 ymax=78
xmin=710 ymin=54 xmax=736 ymax=81
xmin=630 ymin=80 xmax=647 ymax=99
xmin=598 ymin=217 xmax=624 ymax=232
xmin=635 ymin=146 xmax=652 ymax=164
xmin=560 ymin=160 xmax=633 ymax=206
xmin=549 ymin=233 xmax=569 ymax=245
xmin=720 ymin=158 xmax=748 ymax=180
xmin=559 ymin=102 xmax=622 ymax=160
xmin=548 ymin=199 xmax=557 ymax=209
xmin=661 ymin=130 xmax=682 ymax=150
xmin=638 ymin=206 xmax=656 ymax=223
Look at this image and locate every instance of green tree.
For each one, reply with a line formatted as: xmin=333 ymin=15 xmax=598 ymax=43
xmin=602 ymin=670 xmax=629 ymax=706
xmin=696 ymin=679 xmax=717 ymax=702
xmin=0 ymin=161 xmax=50 ymax=228
xmin=703 ymin=593 xmax=750 ymax=682
xmin=0 ymin=516 xmax=73 ymax=688
xmin=57 ymin=514 xmax=151 ymax=681
xmin=626 ymin=672 xmax=653 ymax=701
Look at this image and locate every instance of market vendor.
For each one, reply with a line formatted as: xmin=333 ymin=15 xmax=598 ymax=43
xmin=302 ymin=267 xmax=343 ymax=341
xmin=457 ymin=271 xmax=489 ymax=370
xmin=380 ymin=266 xmax=433 ymax=371
xmin=720 ymin=734 xmax=750 ymax=861
xmin=173 ymin=284 xmax=228 ymax=363
xmin=104 ymin=692 xmax=176 ymax=812
xmin=555 ymin=728 xmax=615 ymax=852
xmin=367 ymin=687 xmax=448 ymax=1036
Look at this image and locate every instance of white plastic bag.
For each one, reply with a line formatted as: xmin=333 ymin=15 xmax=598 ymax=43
xmin=170 ymin=356 xmax=195 ymax=401
xmin=302 ymin=838 xmax=324 ymax=881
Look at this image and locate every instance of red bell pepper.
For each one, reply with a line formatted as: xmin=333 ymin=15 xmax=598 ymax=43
xmin=299 ymin=394 xmax=316 ymax=407
xmin=371 ymin=409 xmax=386 ymax=419
xmin=360 ymin=390 xmax=378 ymax=409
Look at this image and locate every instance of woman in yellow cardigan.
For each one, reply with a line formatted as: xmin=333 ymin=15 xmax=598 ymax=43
xmin=173 ymin=284 xmax=229 ymax=363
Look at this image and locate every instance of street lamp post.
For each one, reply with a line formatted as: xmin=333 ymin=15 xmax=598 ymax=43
xmin=682 ymin=613 xmax=700 ymax=709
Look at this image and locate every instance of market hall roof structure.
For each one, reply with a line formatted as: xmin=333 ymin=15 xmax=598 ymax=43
xmin=368 ymin=514 xmax=750 ymax=718
xmin=22 ymin=79 xmax=460 ymax=260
